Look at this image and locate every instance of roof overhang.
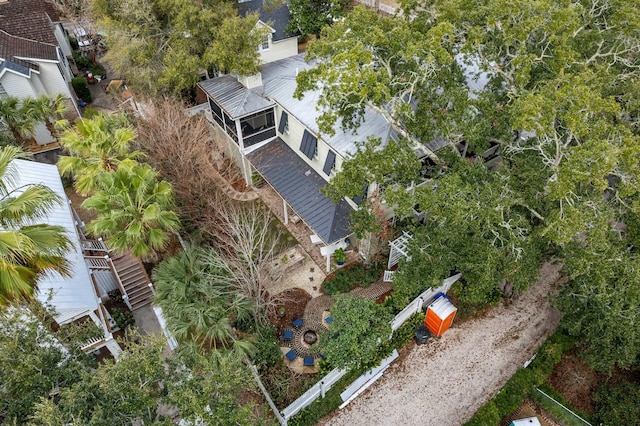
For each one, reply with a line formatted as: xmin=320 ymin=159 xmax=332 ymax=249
xmin=247 ymin=138 xmax=353 ymax=244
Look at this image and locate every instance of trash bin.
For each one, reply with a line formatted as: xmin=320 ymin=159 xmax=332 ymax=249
xmin=415 ymin=325 xmax=431 ymax=345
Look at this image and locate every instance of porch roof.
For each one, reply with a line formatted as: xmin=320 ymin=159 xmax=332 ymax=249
xmin=247 ymin=138 xmax=352 ymax=244
xmin=199 ymin=75 xmax=274 ymax=119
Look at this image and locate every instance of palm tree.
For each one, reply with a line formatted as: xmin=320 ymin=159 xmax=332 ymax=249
xmin=23 ymin=94 xmax=69 ymax=136
xmin=58 ymin=113 xmax=143 ymax=195
xmin=81 ymin=160 xmax=180 ymax=259
xmin=153 ymin=246 xmax=255 ymax=359
xmin=0 ymin=96 xmax=38 ymax=144
xmin=0 ymin=146 xmax=72 ymax=307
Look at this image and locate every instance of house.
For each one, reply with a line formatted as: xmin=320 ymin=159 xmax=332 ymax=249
xmin=6 ymin=159 xmax=174 ymax=359
xmin=198 ymin=54 xmax=400 ymax=269
xmin=0 ymin=0 xmax=79 ymax=145
xmin=238 ymin=0 xmax=299 ymax=64
xmin=7 ymin=159 xmax=122 ymax=359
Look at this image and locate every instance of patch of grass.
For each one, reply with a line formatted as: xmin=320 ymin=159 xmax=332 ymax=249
xmin=532 ymin=385 xmax=593 ymax=426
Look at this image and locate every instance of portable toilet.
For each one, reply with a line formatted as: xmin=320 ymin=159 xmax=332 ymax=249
xmin=424 ymin=294 xmax=457 ymax=337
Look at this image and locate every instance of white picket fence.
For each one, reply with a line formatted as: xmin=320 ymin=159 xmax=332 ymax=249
xmin=261 ymin=273 xmax=462 ymax=424
xmin=391 ymin=273 xmax=462 ymax=331
xmin=280 ymin=367 xmax=349 ymax=421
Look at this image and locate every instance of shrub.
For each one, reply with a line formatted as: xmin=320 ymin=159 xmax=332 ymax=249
xmin=594 ymin=380 xmax=640 ymax=425
xmin=72 ymin=77 xmax=92 ymax=102
xmin=73 ymin=52 xmax=91 ymax=70
xmin=464 ymin=401 xmax=500 ymax=426
xmin=322 ymin=262 xmax=382 ymax=295
xmin=110 ymin=307 xmax=135 ymax=330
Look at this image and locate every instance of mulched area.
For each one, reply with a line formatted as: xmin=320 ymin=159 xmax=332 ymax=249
xmin=269 ymin=288 xmax=312 ymax=334
xmin=547 ymin=349 xmax=601 ymax=415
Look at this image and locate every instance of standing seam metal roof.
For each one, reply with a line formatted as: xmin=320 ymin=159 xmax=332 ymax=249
xmin=198 ymin=75 xmax=274 ymax=119
xmin=247 ymin=138 xmax=352 ymax=244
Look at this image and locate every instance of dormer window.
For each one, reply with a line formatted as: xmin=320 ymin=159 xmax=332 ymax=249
xmin=257 ymin=35 xmax=269 ymax=51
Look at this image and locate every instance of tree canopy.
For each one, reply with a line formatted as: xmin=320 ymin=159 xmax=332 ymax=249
xmin=91 ymin=0 xmax=269 ymax=95
xmin=301 ymin=0 xmax=640 ymax=370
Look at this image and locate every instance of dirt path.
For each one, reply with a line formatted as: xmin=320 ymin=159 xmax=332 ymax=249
xmin=321 ymin=262 xmax=563 ymax=426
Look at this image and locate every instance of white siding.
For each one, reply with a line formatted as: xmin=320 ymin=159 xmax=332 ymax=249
xmin=276 ymin=105 xmax=344 ymax=181
xmin=37 ymin=61 xmax=72 ymax=97
xmin=259 ymin=37 xmax=299 ymax=64
xmin=0 ymin=71 xmax=38 ymax=98
xmin=54 ymin=24 xmax=73 ymax=58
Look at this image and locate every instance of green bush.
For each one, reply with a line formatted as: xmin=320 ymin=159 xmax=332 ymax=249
xmin=594 ymin=380 xmax=640 ymax=425
xmin=288 ymin=369 xmax=363 ymax=426
xmin=110 ymin=307 xmax=135 ymax=330
xmin=73 ymin=52 xmax=91 ymax=69
xmin=72 ymin=77 xmax=92 ymax=102
xmin=322 ymin=262 xmax=383 ymax=295
xmin=464 ymin=401 xmax=500 ymax=426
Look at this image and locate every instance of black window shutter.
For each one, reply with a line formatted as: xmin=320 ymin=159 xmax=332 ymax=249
xmin=300 ymin=130 xmax=317 ymax=159
xmin=323 ymin=150 xmax=336 ymax=175
xmin=278 ymin=111 xmax=288 ymax=133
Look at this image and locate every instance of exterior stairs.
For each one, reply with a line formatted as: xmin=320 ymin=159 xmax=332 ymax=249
xmin=109 ymin=252 xmax=154 ymax=311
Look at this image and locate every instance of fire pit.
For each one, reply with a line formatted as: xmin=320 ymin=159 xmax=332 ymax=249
xmin=303 ymin=330 xmax=318 ymax=345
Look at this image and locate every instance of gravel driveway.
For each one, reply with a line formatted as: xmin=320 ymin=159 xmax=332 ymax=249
xmin=321 ymin=262 xmax=563 ymax=426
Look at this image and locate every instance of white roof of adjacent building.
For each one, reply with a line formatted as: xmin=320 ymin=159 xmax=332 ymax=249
xmin=510 ymin=417 xmax=542 ymax=426
xmin=6 ymin=159 xmax=97 ymax=324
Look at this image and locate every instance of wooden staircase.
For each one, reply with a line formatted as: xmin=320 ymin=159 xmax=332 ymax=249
xmin=109 ymin=252 xmax=154 ymax=311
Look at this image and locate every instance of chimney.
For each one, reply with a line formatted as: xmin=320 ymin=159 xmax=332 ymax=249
xmin=237 ymin=72 xmax=262 ymax=89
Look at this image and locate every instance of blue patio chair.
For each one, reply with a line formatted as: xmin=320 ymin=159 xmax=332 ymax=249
xmin=293 ymin=318 xmax=304 ymax=328
xmin=325 ymin=317 xmax=333 ymax=324
xmin=285 ymin=349 xmax=297 ymax=362
xmin=283 ymin=329 xmax=293 ymax=340
xmin=303 ymin=356 xmax=315 ymax=366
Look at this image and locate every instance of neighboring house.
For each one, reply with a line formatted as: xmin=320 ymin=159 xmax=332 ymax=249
xmin=8 ymin=159 xmax=122 ymax=359
xmin=6 ymin=160 xmax=173 ymax=359
xmin=198 ymin=54 xmax=399 ymax=269
xmin=0 ymin=0 xmax=79 ymax=145
xmin=238 ymin=0 xmax=299 ymax=64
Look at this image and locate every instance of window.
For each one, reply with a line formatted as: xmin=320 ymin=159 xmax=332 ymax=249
xmin=257 ymin=35 xmax=269 ymax=51
xmin=300 ymin=130 xmax=317 ymax=159
xmin=278 ymin=111 xmax=289 ymax=134
xmin=240 ymin=108 xmax=276 ymax=147
xmin=323 ymin=150 xmax=336 ymax=175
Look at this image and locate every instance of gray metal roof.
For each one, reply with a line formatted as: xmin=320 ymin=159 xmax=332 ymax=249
xmin=238 ymin=0 xmax=297 ymax=42
xmin=199 ymin=75 xmax=274 ymax=119
xmin=247 ymin=138 xmax=352 ymax=244
xmin=256 ymin=54 xmax=398 ymax=157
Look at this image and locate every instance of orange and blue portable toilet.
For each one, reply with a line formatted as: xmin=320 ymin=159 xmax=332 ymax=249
xmin=424 ymin=293 xmax=457 ymax=337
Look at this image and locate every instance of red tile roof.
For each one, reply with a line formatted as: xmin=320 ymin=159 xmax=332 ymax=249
xmin=0 ymin=0 xmax=60 ymax=45
xmin=0 ymin=29 xmax=58 ymax=63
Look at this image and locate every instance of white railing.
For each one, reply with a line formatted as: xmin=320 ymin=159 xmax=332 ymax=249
xmin=81 ymin=238 xmax=109 ymax=253
xmin=339 ymin=350 xmax=398 ymax=409
xmin=84 ymin=255 xmax=111 ymax=270
xmin=281 ymin=367 xmax=349 ymax=421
